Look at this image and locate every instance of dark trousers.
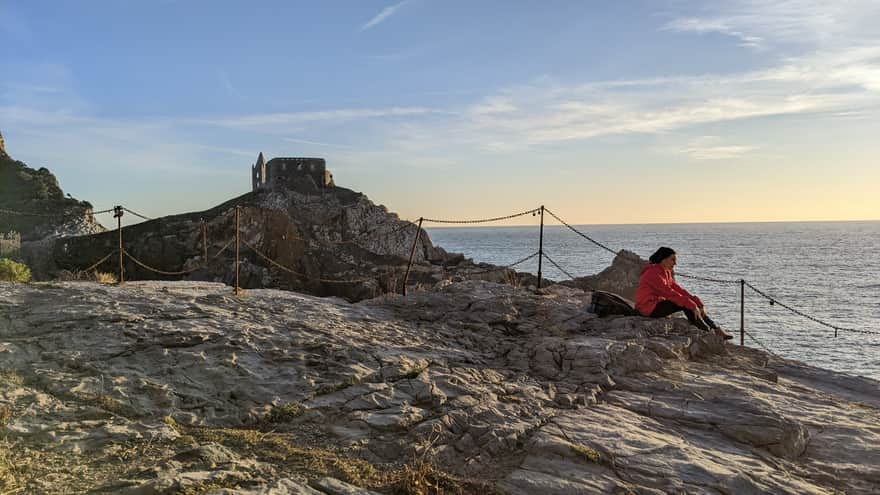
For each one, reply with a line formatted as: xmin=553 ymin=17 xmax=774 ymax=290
xmin=650 ymin=301 xmax=718 ymax=332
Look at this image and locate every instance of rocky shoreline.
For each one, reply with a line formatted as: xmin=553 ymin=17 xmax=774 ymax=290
xmin=1 ymin=279 xmax=878 ymax=494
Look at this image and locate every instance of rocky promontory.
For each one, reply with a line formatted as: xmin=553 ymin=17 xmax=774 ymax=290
xmin=1 ymin=280 xmax=877 ymax=494
xmin=44 ymin=185 xmax=537 ymax=301
xmin=0 ymin=138 xmax=104 ymax=243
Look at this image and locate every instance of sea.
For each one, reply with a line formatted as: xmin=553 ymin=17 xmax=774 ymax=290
xmin=426 ymin=221 xmax=880 ymax=381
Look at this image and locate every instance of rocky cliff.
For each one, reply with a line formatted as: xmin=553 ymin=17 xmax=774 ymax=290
xmin=0 ymin=139 xmax=105 ymax=242
xmin=1 ymin=280 xmax=877 ymax=494
xmin=47 ymin=186 xmax=538 ymax=300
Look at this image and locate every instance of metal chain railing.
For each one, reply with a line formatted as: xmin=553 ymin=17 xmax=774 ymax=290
xmin=123 ymin=239 xmax=235 ymax=276
xmin=80 ymin=250 xmax=118 ymax=273
xmin=0 ymin=206 xmax=114 ymax=218
xmin=7 ymin=198 xmax=874 ymax=346
xmin=241 ymin=238 xmax=384 ymax=284
xmin=676 ymin=272 xmax=741 ymax=285
xmin=422 ymin=207 xmax=541 ymax=225
xmin=122 ymin=207 xmax=153 ymax=221
xmin=543 ymin=207 xmax=618 ymax=255
xmin=459 ymin=251 xmax=540 ymax=277
xmin=541 ymin=252 xmax=578 ymax=280
xmin=744 ymin=282 xmax=879 ymax=336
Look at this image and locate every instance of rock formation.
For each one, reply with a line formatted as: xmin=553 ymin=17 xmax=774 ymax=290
xmin=562 ymin=249 xmax=646 ymax=300
xmin=45 ymin=186 xmax=536 ymax=300
xmin=0 ymin=280 xmax=877 ymax=493
xmin=0 ymin=138 xmax=105 ymax=242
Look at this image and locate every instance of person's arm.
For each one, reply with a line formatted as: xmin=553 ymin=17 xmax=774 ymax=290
xmin=670 ymin=277 xmax=703 ymax=307
xmin=643 ymin=269 xmax=699 ymax=310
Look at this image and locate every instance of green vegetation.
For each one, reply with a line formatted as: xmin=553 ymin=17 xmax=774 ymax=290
xmin=0 ymin=154 xmax=93 ymax=240
xmin=263 ymin=402 xmax=303 ymax=424
xmin=0 ymin=258 xmax=31 ymax=283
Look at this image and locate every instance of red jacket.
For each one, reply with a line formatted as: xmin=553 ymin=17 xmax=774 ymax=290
xmin=635 ymin=263 xmax=703 ymax=316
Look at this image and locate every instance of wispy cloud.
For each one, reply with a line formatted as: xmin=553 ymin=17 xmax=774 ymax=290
xmin=198 ymin=106 xmax=441 ymax=130
xmin=662 ymin=1 xmax=880 ymax=49
xmin=360 ymin=1 xmax=407 ymax=31
xmin=663 ymin=17 xmax=763 ymax=49
xmin=677 ymin=136 xmax=755 ymax=160
xmin=284 ymin=137 xmax=358 ymax=150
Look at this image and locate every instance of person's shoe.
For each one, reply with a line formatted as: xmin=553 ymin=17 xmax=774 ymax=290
xmin=714 ymin=328 xmax=734 ymax=340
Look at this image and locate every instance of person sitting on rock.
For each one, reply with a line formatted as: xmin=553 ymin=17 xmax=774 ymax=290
xmin=635 ymin=247 xmax=732 ymax=339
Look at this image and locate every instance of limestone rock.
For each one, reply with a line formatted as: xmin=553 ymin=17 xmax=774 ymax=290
xmin=0 ymin=280 xmax=878 ymax=494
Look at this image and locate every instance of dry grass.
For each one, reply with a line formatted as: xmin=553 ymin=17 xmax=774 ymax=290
xmin=56 ymin=270 xmax=117 ymax=284
xmin=161 ymin=416 xmax=496 ymax=494
xmin=0 ymin=406 xmax=10 ymax=427
xmin=0 ymin=439 xmax=21 ymax=494
xmin=570 ymin=443 xmax=605 ymax=465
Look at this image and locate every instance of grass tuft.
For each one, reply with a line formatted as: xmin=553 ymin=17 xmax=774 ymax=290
xmin=570 ymin=443 xmax=603 ymax=464
xmin=263 ymin=403 xmax=303 ymax=424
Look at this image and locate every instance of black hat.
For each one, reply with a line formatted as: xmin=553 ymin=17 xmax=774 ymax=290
xmin=649 ymin=247 xmax=676 ymax=264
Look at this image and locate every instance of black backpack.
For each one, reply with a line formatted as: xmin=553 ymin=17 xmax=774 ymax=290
xmin=588 ymin=290 xmax=639 ymax=317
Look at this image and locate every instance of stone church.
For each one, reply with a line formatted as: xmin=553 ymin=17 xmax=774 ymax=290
xmin=251 ymin=153 xmax=335 ymax=192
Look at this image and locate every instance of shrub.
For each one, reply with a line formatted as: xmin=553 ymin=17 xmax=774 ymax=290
xmin=0 ymin=258 xmax=30 ymax=283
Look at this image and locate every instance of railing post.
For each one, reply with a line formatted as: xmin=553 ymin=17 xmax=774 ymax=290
xmin=201 ymin=219 xmax=207 ymax=261
xmin=537 ymin=205 xmax=544 ymax=289
xmin=402 ymin=218 xmax=424 ymax=296
xmin=740 ymin=279 xmax=745 ymax=346
xmin=234 ymin=206 xmax=241 ymax=295
xmin=114 ymin=205 xmax=124 ymax=284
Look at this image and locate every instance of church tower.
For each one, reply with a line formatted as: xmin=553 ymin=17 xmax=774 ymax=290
xmin=252 ymin=152 xmax=266 ymax=190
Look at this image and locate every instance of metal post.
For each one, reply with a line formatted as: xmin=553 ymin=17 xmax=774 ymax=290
xmin=740 ymin=279 xmax=745 ymax=346
xmin=403 ymin=218 xmax=424 ymax=296
xmin=537 ymin=205 xmax=544 ymax=289
xmin=234 ymin=206 xmax=241 ymax=295
xmin=114 ymin=206 xmax=124 ymax=284
xmin=201 ymin=219 xmax=207 ymax=261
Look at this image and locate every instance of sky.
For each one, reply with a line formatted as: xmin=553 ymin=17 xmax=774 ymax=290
xmin=1 ymin=0 xmax=879 ymax=227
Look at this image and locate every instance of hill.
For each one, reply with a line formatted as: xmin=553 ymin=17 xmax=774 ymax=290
xmin=0 ymin=138 xmax=104 ymax=241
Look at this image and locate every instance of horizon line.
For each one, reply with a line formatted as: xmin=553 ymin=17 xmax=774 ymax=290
xmin=422 ymin=218 xmax=880 ymax=228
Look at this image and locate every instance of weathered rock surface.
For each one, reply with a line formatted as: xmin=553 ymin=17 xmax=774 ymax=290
xmin=43 ymin=187 xmax=535 ymax=300
xmin=1 ymin=280 xmax=878 ymax=494
xmin=562 ymin=249 xmax=646 ymax=300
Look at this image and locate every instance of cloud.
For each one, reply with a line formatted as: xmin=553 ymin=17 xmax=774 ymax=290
xmin=663 ymin=17 xmax=763 ymax=49
xmin=677 ymin=136 xmax=755 ymax=160
xmin=360 ymin=1 xmax=408 ymax=31
xmin=662 ymin=1 xmax=880 ymax=49
xmin=197 ymin=106 xmax=441 ymax=130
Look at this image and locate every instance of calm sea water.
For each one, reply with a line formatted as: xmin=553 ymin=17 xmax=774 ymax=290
xmin=426 ymin=221 xmax=880 ymax=380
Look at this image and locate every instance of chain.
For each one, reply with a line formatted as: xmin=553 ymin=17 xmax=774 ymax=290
xmin=122 ymin=239 xmax=234 ymax=276
xmin=461 ymin=251 xmax=540 ymax=276
xmin=241 ymin=239 xmax=384 ymax=284
xmin=744 ymin=281 xmax=879 ymax=336
xmin=80 ymin=250 xmax=117 ymax=273
xmin=422 ymin=207 xmax=541 ymax=225
xmin=742 ymin=327 xmax=779 ymax=357
xmin=542 ymin=208 xmax=618 ymax=255
xmin=676 ymin=272 xmax=740 ymax=285
xmin=0 ymin=207 xmax=114 ymax=217
xmin=122 ymin=207 xmax=153 ymax=221
xmin=124 ymin=249 xmax=204 ymax=276
xmin=541 ymin=252 xmax=578 ymax=280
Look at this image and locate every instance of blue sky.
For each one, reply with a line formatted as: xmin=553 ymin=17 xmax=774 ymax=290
xmin=2 ymin=0 xmax=879 ymax=226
